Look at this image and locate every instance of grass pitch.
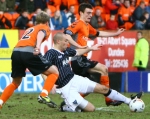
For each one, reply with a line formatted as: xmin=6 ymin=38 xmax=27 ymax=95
xmin=0 ymin=93 xmax=150 ymax=119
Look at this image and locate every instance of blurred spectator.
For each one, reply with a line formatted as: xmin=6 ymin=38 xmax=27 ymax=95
xmin=60 ymin=4 xmax=69 ymax=29
xmin=6 ymin=0 xmax=15 ymax=13
xmin=66 ymin=5 xmax=76 ymax=26
xmin=51 ymin=10 xmax=66 ymax=30
xmin=106 ymin=14 xmax=118 ymax=30
xmin=136 ymin=0 xmax=149 ymax=6
xmin=132 ymin=31 xmax=149 ymax=71
xmin=16 ymin=0 xmax=27 ymax=13
xmin=45 ymin=8 xmax=54 ymax=30
xmin=47 ymin=0 xmax=56 ymax=17
xmin=120 ymin=0 xmax=125 ymax=5
xmin=16 ymin=0 xmax=34 ymax=13
xmin=34 ymin=0 xmax=47 ymax=11
xmin=104 ymin=0 xmax=121 ymax=15
xmin=118 ymin=0 xmax=134 ymax=29
xmin=15 ymin=11 xmax=30 ymax=29
xmin=143 ymin=11 xmax=150 ymax=29
xmin=131 ymin=15 xmax=146 ymax=30
xmin=94 ymin=0 xmax=104 ymax=14
xmin=31 ymin=8 xmax=42 ymax=25
xmin=0 ymin=11 xmax=12 ymax=29
xmin=88 ymin=0 xmax=95 ymax=6
xmin=0 ymin=0 xmax=7 ymax=12
xmin=27 ymin=0 xmax=35 ymax=13
xmin=130 ymin=0 xmax=136 ymax=14
xmin=132 ymin=1 xmax=145 ymax=21
xmin=90 ymin=8 xmax=106 ymax=30
xmin=145 ymin=2 xmax=150 ymax=14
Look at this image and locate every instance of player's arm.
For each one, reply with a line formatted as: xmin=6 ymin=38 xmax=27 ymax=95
xmin=34 ymin=30 xmax=46 ymax=55
xmin=36 ymin=30 xmax=45 ymax=49
xmin=89 ymin=24 xmax=125 ymax=37
xmin=98 ymin=28 xmax=125 ymax=37
xmin=76 ymin=44 xmax=102 ymax=56
xmin=64 ymin=22 xmax=87 ymax=49
xmin=65 ymin=33 xmax=85 ymax=48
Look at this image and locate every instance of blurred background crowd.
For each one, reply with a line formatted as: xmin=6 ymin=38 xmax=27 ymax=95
xmin=0 ymin=0 xmax=150 ymax=31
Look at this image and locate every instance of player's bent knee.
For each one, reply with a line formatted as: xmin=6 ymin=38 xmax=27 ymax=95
xmin=94 ymin=84 xmax=109 ymax=94
xmin=78 ymin=99 xmax=95 ymax=112
xmin=83 ymin=102 xmax=95 ymax=112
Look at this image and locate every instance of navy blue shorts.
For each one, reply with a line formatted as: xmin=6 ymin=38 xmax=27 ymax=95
xmin=11 ymin=47 xmax=52 ymax=78
xmin=71 ymin=55 xmax=98 ymax=77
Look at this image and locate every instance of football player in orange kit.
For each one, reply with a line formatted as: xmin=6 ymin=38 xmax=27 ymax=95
xmin=0 ymin=11 xmax=59 ymax=109
xmin=64 ymin=3 xmax=125 ymax=106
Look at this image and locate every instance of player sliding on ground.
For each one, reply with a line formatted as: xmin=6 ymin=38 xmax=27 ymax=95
xmin=43 ymin=32 xmax=143 ymax=112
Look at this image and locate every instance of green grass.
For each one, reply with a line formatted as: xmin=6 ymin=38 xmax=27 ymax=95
xmin=0 ymin=93 xmax=150 ymax=119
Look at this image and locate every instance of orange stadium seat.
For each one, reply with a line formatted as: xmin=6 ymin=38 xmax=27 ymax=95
xmin=102 ymin=0 xmax=107 ymax=6
xmin=53 ymin=0 xmax=61 ymax=6
xmin=11 ymin=13 xmax=20 ymax=29
xmin=62 ymin=0 xmax=68 ymax=6
xmin=67 ymin=0 xmax=79 ymax=7
xmin=3 ymin=13 xmax=12 ymax=21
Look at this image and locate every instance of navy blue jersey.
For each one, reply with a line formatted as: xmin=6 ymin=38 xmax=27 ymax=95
xmin=44 ymin=47 xmax=76 ymax=88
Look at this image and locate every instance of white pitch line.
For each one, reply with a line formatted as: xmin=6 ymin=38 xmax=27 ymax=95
xmin=95 ymin=107 xmax=129 ymax=112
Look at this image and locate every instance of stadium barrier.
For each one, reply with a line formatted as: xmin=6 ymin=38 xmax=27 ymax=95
xmin=0 ymin=72 xmax=149 ymax=93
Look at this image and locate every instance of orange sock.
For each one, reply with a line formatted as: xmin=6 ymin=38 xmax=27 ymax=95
xmin=0 ymin=82 xmax=18 ymax=104
xmin=80 ymin=93 xmax=89 ymax=98
xmin=40 ymin=74 xmax=58 ymax=97
xmin=80 ymin=93 xmax=86 ymax=97
xmin=100 ymin=75 xmax=109 ymax=87
xmin=100 ymin=75 xmax=112 ymax=103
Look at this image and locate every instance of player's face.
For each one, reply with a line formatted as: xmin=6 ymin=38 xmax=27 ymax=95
xmin=82 ymin=8 xmax=93 ymax=23
xmin=137 ymin=32 xmax=142 ymax=40
xmin=60 ymin=35 xmax=69 ymax=51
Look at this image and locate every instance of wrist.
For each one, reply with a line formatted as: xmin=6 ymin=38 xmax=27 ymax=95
xmin=34 ymin=47 xmax=40 ymax=52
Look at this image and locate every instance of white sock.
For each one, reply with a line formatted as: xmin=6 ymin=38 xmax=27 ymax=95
xmin=41 ymin=89 xmax=48 ymax=96
xmin=62 ymin=105 xmax=76 ymax=112
xmin=107 ymin=89 xmax=131 ymax=104
xmin=0 ymin=99 xmax=3 ymax=106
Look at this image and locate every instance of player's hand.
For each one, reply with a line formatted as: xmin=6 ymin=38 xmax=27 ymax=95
xmin=33 ymin=47 xmax=40 ymax=55
xmin=117 ymin=28 xmax=125 ymax=34
xmin=90 ymin=44 xmax=103 ymax=51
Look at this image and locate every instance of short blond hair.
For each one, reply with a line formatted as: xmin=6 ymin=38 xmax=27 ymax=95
xmin=36 ymin=11 xmax=50 ymax=24
xmin=53 ymin=32 xmax=64 ymax=44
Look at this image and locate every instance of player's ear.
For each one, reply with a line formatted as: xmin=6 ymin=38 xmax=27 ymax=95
xmin=79 ymin=11 xmax=83 ymax=16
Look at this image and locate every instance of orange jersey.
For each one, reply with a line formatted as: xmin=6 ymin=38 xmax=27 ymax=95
xmin=118 ymin=5 xmax=132 ymax=21
xmin=16 ymin=24 xmax=50 ymax=47
xmin=67 ymin=20 xmax=97 ymax=47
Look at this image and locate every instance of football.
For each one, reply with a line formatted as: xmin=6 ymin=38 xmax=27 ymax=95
xmin=129 ymin=98 xmax=145 ymax=112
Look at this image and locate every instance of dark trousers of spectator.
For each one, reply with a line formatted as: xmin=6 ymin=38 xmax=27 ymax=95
xmin=137 ymin=67 xmax=146 ymax=71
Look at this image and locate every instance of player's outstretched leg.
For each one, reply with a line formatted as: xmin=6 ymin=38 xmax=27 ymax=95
xmin=38 ymin=73 xmax=58 ymax=108
xmin=100 ymin=75 xmax=123 ymax=106
xmin=130 ymin=92 xmax=143 ymax=99
xmin=0 ymin=78 xmax=20 ymax=109
xmin=94 ymin=84 xmax=143 ymax=106
xmin=37 ymin=95 xmax=57 ymax=108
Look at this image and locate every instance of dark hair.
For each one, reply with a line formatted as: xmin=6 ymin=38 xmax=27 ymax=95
xmin=140 ymin=15 xmax=146 ymax=21
xmin=78 ymin=3 xmax=93 ymax=14
xmin=137 ymin=31 xmax=143 ymax=35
